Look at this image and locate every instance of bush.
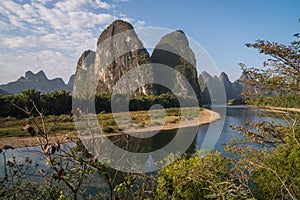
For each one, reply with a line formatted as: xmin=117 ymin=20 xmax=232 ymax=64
xmin=102 ymin=126 xmax=114 ymax=133
xmin=156 ymin=151 xmax=252 ymax=199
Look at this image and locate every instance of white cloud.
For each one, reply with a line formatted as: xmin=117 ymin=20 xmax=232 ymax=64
xmin=0 ymin=36 xmax=37 ymax=49
xmin=0 ymin=0 xmax=146 ymax=84
xmin=0 ymin=0 xmax=40 ymax=28
xmin=55 ymin=0 xmax=87 ymax=12
xmin=134 ymin=20 xmax=146 ymax=28
xmin=55 ymin=0 xmax=113 ymax=12
xmin=35 ymin=0 xmax=52 ymax=5
xmin=0 ymin=19 xmax=11 ymax=31
xmin=113 ymin=0 xmax=130 ymax=2
xmin=94 ymin=0 xmax=114 ymax=9
xmin=0 ymin=50 xmax=74 ymax=84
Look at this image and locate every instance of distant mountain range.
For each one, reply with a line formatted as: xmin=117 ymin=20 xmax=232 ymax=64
xmin=198 ymin=71 xmax=242 ymax=104
xmin=0 ymin=70 xmax=74 ymax=94
xmin=0 ymin=20 xmax=243 ymax=105
xmin=0 ymin=69 xmax=242 ymax=103
xmin=0 ymin=88 xmax=8 ymax=95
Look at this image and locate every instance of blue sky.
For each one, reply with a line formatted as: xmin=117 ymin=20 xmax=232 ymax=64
xmin=0 ymin=0 xmax=299 ymax=84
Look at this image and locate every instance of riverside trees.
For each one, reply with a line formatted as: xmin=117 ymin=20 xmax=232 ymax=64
xmin=231 ymin=33 xmax=300 ymax=199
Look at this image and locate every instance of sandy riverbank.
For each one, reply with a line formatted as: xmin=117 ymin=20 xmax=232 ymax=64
xmin=259 ymin=106 xmax=300 ymax=113
xmin=0 ymin=108 xmax=221 ymax=149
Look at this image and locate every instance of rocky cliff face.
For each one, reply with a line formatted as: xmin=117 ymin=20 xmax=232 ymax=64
xmin=0 ymin=70 xmax=71 ymax=94
xmin=67 ymin=74 xmax=75 ymax=92
xmin=151 ymin=30 xmax=202 ymax=103
xmin=74 ymin=21 xmax=203 ymax=104
xmin=73 ymin=50 xmax=96 ymax=97
xmin=199 ymin=71 xmax=242 ymax=104
xmin=219 ymin=72 xmax=242 ymax=100
xmin=94 ymin=20 xmax=152 ymax=94
xmin=198 ymin=71 xmax=213 ymax=104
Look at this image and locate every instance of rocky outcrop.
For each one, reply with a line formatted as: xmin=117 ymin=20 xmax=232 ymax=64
xmin=199 ymin=71 xmax=242 ymax=104
xmin=73 ymin=50 xmax=96 ymax=97
xmin=67 ymin=74 xmax=75 ymax=92
xmin=198 ymin=71 xmax=213 ymax=104
xmin=151 ymin=30 xmax=202 ymax=103
xmin=74 ymin=21 xmax=203 ymax=105
xmin=219 ymin=72 xmax=242 ymax=100
xmin=0 ymin=70 xmax=71 ymax=94
xmin=94 ymin=20 xmax=152 ymax=94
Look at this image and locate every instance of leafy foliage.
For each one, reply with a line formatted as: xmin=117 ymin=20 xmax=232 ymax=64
xmin=252 ymin=140 xmax=300 ymax=199
xmin=0 ymin=90 xmax=198 ymax=118
xmin=229 ymin=118 xmax=300 ymax=200
xmin=156 ymin=152 xmax=253 ymax=200
xmin=0 ymin=89 xmax=72 ymax=118
xmin=240 ymin=33 xmax=300 ymax=97
xmin=231 ymin=32 xmax=300 ymax=200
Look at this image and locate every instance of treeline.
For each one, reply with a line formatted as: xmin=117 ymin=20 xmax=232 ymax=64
xmin=0 ymin=89 xmax=199 ymax=118
xmin=246 ymin=94 xmax=300 ymax=108
xmin=94 ymin=93 xmax=197 ymax=113
xmin=0 ymin=90 xmax=72 ymax=118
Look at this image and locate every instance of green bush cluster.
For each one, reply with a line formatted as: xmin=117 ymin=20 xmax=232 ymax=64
xmin=246 ymin=94 xmax=300 ymax=108
xmin=156 ymin=152 xmax=252 ymax=200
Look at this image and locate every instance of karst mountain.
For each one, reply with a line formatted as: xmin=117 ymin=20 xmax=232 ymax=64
xmin=1 ymin=20 xmax=242 ymax=104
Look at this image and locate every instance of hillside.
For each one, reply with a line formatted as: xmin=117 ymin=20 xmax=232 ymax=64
xmin=0 ymin=70 xmax=73 ymax=94
xmin=198 ymin=71 xmax=242 ymax=104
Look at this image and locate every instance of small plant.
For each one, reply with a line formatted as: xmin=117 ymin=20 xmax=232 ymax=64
xmin=103 ymin=126 xmax=114 ymax=133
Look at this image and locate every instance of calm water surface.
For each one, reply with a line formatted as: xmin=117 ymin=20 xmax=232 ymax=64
xmin=197 ymin=105 xmax=283 ymax=152
xmin=0 ymin=106 xmax=283 ymax=175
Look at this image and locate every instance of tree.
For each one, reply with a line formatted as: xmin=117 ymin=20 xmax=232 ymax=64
xmin=231 ymin=32 xmax=300 ymax=200
xmin=41 ymin=90 xmax=72 ymax=115
xmin=240 ymin=33 xmax=300 ymax=97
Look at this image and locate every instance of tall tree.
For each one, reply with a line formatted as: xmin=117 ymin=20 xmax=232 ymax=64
xmin=240 ymin=33 xmax=300 ymax=97
xmin=231 ymin=32 xmax=300 ymax=200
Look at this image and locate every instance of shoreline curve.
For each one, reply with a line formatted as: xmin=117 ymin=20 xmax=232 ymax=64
xmin=0 ymin=108 xmax=221 ymax=149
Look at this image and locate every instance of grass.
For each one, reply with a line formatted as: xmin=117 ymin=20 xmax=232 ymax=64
xmin=0 ymin=115 xmax=75 ymax=138
xmin=0 ymin=107 xmax=204 ymax=138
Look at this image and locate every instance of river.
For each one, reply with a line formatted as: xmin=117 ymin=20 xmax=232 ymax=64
xmin=0 ymin=106 xmax=284 ymax=179
xmin=197 ymin=105 xmax=283 ymax=153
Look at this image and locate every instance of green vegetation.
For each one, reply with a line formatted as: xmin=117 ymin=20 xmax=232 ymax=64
xmin=0 ymin=115 xmax=74 ymax=137
xmin=0 ymin=102 xmax=204 ymax=199
xmin=252 ymin=139 xmax=300 ymax=199
xmin=246 ymin=94 xmax=300 ymax=108
xmin=0 ymin=90 xmax=198 ymax=118
xmin=0 ymin=89 xmax=72 ymax=118
xmin=156 ymin=152 xmax=252 ymax=199
xmin=228 ymin=98 xmax=246 ymax=105
xmin=0 ymin=107 xmax=203 ymax=138
xmin=240 ymin=32 xmax=300 ymax=109
xmin=231 ymin=32 xmax=300 ymax=200
xmin=101 ymin=107 xmax=202 ymax=131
